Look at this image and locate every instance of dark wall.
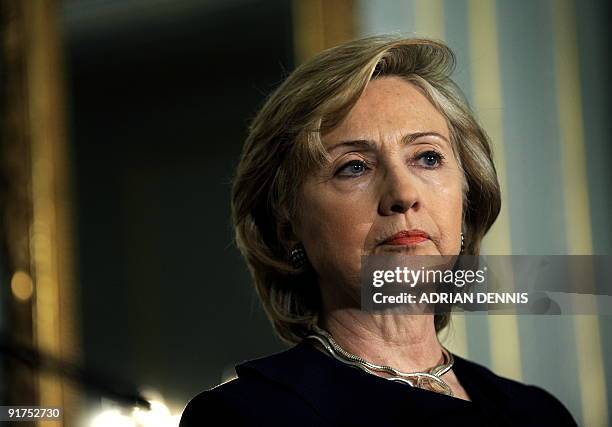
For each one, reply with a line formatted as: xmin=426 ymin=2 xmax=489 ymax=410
xmin=62 ymin=0 xmax=293 ymax=408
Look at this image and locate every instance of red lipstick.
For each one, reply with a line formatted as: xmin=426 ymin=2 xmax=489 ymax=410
xmin=382 ymin=229 xmax=430 ymax=245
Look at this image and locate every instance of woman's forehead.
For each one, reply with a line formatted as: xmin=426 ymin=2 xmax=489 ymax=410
xmin=322 ymin=76 xmax=449 ymax=148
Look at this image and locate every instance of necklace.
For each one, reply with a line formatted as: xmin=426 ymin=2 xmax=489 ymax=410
xmin=305 ymin=324 xmax=455 ymax=397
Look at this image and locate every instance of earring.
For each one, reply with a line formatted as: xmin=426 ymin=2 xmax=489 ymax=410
xmin=289 ymin=242 xmax=308 ymax=269
xmin=460 ymin=232 xmax=465 ymax=254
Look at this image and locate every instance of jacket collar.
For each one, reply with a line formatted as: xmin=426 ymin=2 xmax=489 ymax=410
xmin=235 ymin=340 xmax=506 ymax=425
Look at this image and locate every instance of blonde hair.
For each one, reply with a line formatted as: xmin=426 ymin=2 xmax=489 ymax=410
xmin=231 ymin=35 xmax=501 ymax=344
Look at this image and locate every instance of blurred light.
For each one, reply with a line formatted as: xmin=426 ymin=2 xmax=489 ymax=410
xmin=11 ymin=270 xmax=34 ymax=301
xmin=90 ymin=391 xmax=181 ymax=427
xmin=132 ymin=399 xmax=178 ymax=427
xmin=90 ymin=409 xmax=136 ymax=427
xmin=221 ymin=365 xmax=238 ymax=384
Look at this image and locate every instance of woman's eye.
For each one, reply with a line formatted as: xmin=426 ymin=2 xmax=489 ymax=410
xmin=336 ymin=159 xmax=369 ymax=177
xmin=415 ymin=150 xmax=444 ymax=168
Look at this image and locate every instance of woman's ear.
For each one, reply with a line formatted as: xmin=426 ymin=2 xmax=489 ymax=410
xmin=277 ymin=219 xmax=301 ymax=253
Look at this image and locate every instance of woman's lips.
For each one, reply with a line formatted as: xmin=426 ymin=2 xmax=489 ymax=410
xmin=381 ymin=230 xmax=430 ymax=246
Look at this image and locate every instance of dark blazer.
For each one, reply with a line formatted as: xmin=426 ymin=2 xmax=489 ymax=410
xmin=179 ymin=340 xmax=578 ymax=426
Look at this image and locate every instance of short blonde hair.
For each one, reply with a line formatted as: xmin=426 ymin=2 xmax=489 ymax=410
xmin=231 ymin=36 xmax=501 ymax=344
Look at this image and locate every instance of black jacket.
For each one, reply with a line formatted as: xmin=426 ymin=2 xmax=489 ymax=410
xmin=179 ymin=340 xmax=578 ymax=426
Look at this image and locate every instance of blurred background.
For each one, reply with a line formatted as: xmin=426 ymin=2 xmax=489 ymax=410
xmin=0 ymin=0 xmax=610 ymax=426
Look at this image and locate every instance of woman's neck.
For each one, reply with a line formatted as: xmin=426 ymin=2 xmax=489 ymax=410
xmin=319 ymin=308 xmax=444 ymax=374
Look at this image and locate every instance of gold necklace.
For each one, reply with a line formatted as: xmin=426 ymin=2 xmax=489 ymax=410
xmin=305 ymin=324 xmax=454 ymax=397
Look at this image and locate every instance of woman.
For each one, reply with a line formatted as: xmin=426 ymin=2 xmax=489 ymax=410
xmin=179 ymin=36 xmax=577 ymax=426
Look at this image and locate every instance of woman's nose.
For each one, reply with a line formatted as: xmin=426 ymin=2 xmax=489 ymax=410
xmin=378 ymin=166 xmax=421 ymax=215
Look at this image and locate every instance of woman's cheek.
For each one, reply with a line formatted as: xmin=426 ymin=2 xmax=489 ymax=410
xmin=324 ymin=210 xmax=368 ymax=258
xmin=434 ymin=191 xmax=464 ymax=253
xmin=312 ymin=203 xmax=371 ymax=285
xmin=421 ymin=170 xmax=462 ymax=247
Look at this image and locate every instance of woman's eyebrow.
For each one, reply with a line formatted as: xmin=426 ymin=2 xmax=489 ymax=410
xmin=326 ymin=139 xmax=376 ymax=153
xmin=404 ymin=131 xmax=450 ymax=145
xmin=326 ymin=131 xmax=450 ymax=153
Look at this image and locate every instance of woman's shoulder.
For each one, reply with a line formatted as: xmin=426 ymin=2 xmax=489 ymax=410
xmin=178 ymin=378 xmax=249 ymax=426
xmin=454 ymin=354 xmax=578 ymax=426
xmin=178 ymin=351 xmax=331 ymax=427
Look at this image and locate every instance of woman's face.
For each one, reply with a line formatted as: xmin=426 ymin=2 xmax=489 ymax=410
xmin=294 ymin=76 xmax=464 ymax=302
